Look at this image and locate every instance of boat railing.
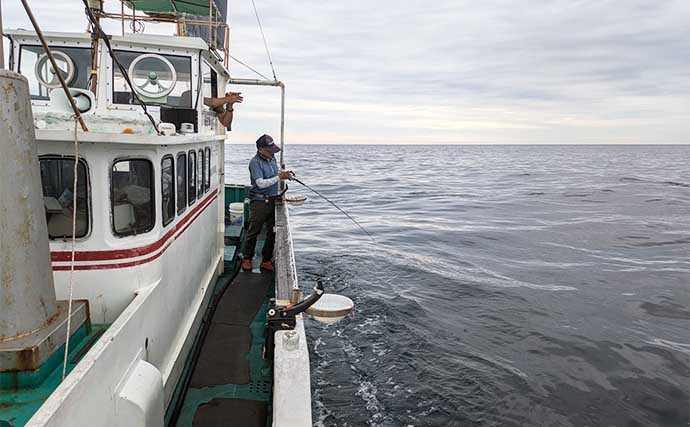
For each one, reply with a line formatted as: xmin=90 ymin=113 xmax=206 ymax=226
xmin=272 ymin=199 xmax=313 ymax=426
xmin=274 ymin=199 xmax=301 ymax=304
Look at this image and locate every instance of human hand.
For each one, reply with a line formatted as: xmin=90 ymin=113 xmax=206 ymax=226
xmin=224 ymin=92 xmax=243 ymax=105
xmin=278 ymin=170 xmax=293 ymax=180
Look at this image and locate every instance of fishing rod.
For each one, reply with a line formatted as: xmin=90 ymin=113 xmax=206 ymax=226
xmin=288 ymin=173 xmax=376 ymax=243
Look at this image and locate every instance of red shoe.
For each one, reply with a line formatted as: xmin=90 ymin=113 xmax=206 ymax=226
xmin=260 ymin=260 xmax=274 ymax=271
xmin=241 ymin=258 xmax=253 ymax=271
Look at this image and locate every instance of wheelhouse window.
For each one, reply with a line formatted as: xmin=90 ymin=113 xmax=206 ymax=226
xmin=112 ymin=50 xmax=193 ymax=107
xmin=39 ymin=157 xmax=89 ymax=239
xmin=111 ymin=159 xmax=154 ymax=236
xmin=176 ymin=153 xmax=187 ymax=214
xmin=161 ymin=155 xmax=175 ymax=226
xmin=201 ymin=61 xmax=218 ymax=99
xmin=204 ymin=147 xmax=211 ymax=192
xmin=198 ymin=149 xmax=205 ymax=200
xmin=188 ymin=150 xmax=197 ymax=205
xmin=19 ymin=45 xmax=93 ymax=100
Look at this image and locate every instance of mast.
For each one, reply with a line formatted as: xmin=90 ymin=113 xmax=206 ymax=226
xmin=86 ymin=0 xmax=103 ymax=93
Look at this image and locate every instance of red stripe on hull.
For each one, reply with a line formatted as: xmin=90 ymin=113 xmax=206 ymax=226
xmin=51 ymin=190 xmax=219 ymax=270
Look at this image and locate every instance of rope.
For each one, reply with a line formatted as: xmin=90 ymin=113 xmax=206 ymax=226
xmin=62 ymin=117 xmax=80 ymax=381
xmin=250 ymin=0 xmax=278 ymax=80
xmin=230 ymin=55 xmax=271 ymax=81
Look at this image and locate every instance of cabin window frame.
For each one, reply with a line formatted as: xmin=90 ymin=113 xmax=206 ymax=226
xmin=161 ymin=154 xmax=176 ymax=227
xmin=8 ymin=37 xmax=16 ymax=70
xmin=188 ymin=150 xmax=197 ymax=205
xmin=110 ymin=157 xmax=156 ymax=237
xmin=198 ymin=149 xmax=205 ymax=199
xmin=200 ymin=58 xmax=222 ymax=133
xmin=176 ymin=152 xmax=187 ymax=215
xmin=201 ymin=60 xmax=219 ymax=99
xmin=105 ymin=45 xmax=199 ymax=112
xmin=204 ymin=147 xmax=211 ymax=193
xmin=14 ymin=38 xmax=94 ymax=107
xmin=39 ymin=155 xmax=92 ymax=240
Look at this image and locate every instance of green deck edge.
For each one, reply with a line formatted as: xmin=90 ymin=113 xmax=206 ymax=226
xmin=167 ymin=183 xmax=275 ymax=426
xmin=174 ymin=292 xmax=275 ymax=427
xmin=0 ymin=323 xmax=109 ymax=427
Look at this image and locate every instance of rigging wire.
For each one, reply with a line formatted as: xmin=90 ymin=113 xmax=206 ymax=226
xmin=250 ymin=0 xmax=278 ymax=81
xmin=81 ymin=0 xmax=161 ymax=134
xmin=230 ymin=55 xmax=271 ymax=81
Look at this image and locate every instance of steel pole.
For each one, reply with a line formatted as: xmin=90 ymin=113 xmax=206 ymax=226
xmin=227 ymin=77 xmax=282 ymax=87
xmin=226 ymin=77 xmax=286 ymax=163
xmin=279 ymin=82 xmax=285 ymax=169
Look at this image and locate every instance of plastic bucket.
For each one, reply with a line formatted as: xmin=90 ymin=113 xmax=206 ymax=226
xmin=229 ymin=202 xmax=244 ymax=226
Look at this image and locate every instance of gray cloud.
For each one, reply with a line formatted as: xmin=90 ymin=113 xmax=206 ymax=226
xmin=3 ymin=0 xmax=689 ymax=143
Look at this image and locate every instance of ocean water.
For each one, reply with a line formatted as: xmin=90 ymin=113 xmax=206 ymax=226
xmin=225 ymin=144 xmax=690 ymax=427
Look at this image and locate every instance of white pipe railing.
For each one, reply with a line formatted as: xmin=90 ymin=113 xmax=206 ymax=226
xmin=226 ymin=77 xmax=285 ymax=166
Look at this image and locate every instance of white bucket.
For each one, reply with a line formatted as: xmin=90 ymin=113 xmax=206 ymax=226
xmin=229 ymin=202 xmax=244 ymax=226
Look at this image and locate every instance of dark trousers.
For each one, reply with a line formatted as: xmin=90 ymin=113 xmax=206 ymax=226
xmin=242 ymin=199 xmax=276 ymax=261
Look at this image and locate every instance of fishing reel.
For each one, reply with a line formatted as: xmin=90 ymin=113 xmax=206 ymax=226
xmin=264 ymin=281 xmax=324 ymax=359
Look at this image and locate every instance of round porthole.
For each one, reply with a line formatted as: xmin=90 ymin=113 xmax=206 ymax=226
xmin=128 ymin=53 xmax=177 ymax=99
xmin=34 ymin=51 xmax=76 ymax=89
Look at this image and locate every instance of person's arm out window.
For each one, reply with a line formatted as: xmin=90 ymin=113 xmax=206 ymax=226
xmin=203 ymin=92 xmax=243 ymax=130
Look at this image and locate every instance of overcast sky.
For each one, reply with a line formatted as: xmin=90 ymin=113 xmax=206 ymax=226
xmin=2 ymin=0 xmax=689 ymax=144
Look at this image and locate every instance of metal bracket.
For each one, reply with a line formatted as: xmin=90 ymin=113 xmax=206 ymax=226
xmin=264 ymin=281 xmax=323 ymax=359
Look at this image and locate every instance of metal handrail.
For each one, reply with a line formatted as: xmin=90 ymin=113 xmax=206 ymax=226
xmin=274 ymin=200 xmax=300 ymax=304
xmin=226 ymin=77 xmax=285 ymax=162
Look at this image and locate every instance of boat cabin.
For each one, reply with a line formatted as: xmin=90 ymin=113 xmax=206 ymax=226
xmin=5 ymin=29 xmax=229 ymax=135
xmin=4 ymin=29 xmax=230 ymax=324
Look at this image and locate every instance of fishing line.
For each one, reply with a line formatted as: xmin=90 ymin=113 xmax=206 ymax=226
xmin=289 ymin=175 xmax=376 ymax=242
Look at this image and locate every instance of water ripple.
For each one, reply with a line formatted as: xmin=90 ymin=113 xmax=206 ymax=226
xmin=225 ymin=144 xmax=690 ymax=426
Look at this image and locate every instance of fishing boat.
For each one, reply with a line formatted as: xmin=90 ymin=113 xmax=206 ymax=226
xmin=0 ymin=1 xmax=347 ymax=425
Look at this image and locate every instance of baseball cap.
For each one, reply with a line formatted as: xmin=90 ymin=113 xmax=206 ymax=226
xmin=256 ymin=134 xmax=281 ymax=153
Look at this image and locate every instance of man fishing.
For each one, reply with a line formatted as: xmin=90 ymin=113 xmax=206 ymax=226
xmin=242 ymin=134 xmax=292 ymax=271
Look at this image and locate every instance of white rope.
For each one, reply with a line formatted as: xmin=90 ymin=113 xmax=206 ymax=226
xmin=61 ymin=116 xmax=80 ymax=381
xmin=250 ymin=0 xmax=278 ymax=81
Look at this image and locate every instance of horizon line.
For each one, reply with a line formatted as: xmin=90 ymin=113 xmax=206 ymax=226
xmin=226 ymin=141 xmax=690 ymax=146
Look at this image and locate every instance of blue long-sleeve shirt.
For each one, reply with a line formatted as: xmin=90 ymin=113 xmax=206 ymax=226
xmin=248 ymin=153 xmax=280 ymax=199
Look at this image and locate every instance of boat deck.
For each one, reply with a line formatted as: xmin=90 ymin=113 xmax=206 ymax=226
xmin=170 ymin=192 xmax=274 ymax=426
xmin=0 ymin=324 xmax=108 ymax=427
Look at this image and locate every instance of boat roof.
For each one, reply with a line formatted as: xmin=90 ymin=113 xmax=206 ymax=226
xmin=4 ymin=29 xmax=209 ymax=51
xmin=127 ymin=0 xmax=218 ymax=15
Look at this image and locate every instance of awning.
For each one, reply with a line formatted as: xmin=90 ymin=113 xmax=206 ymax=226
xmin=125 ymin=0 xmax=217 ymax=16
xmin=124 ymin=0 xmax=228 ymax=48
